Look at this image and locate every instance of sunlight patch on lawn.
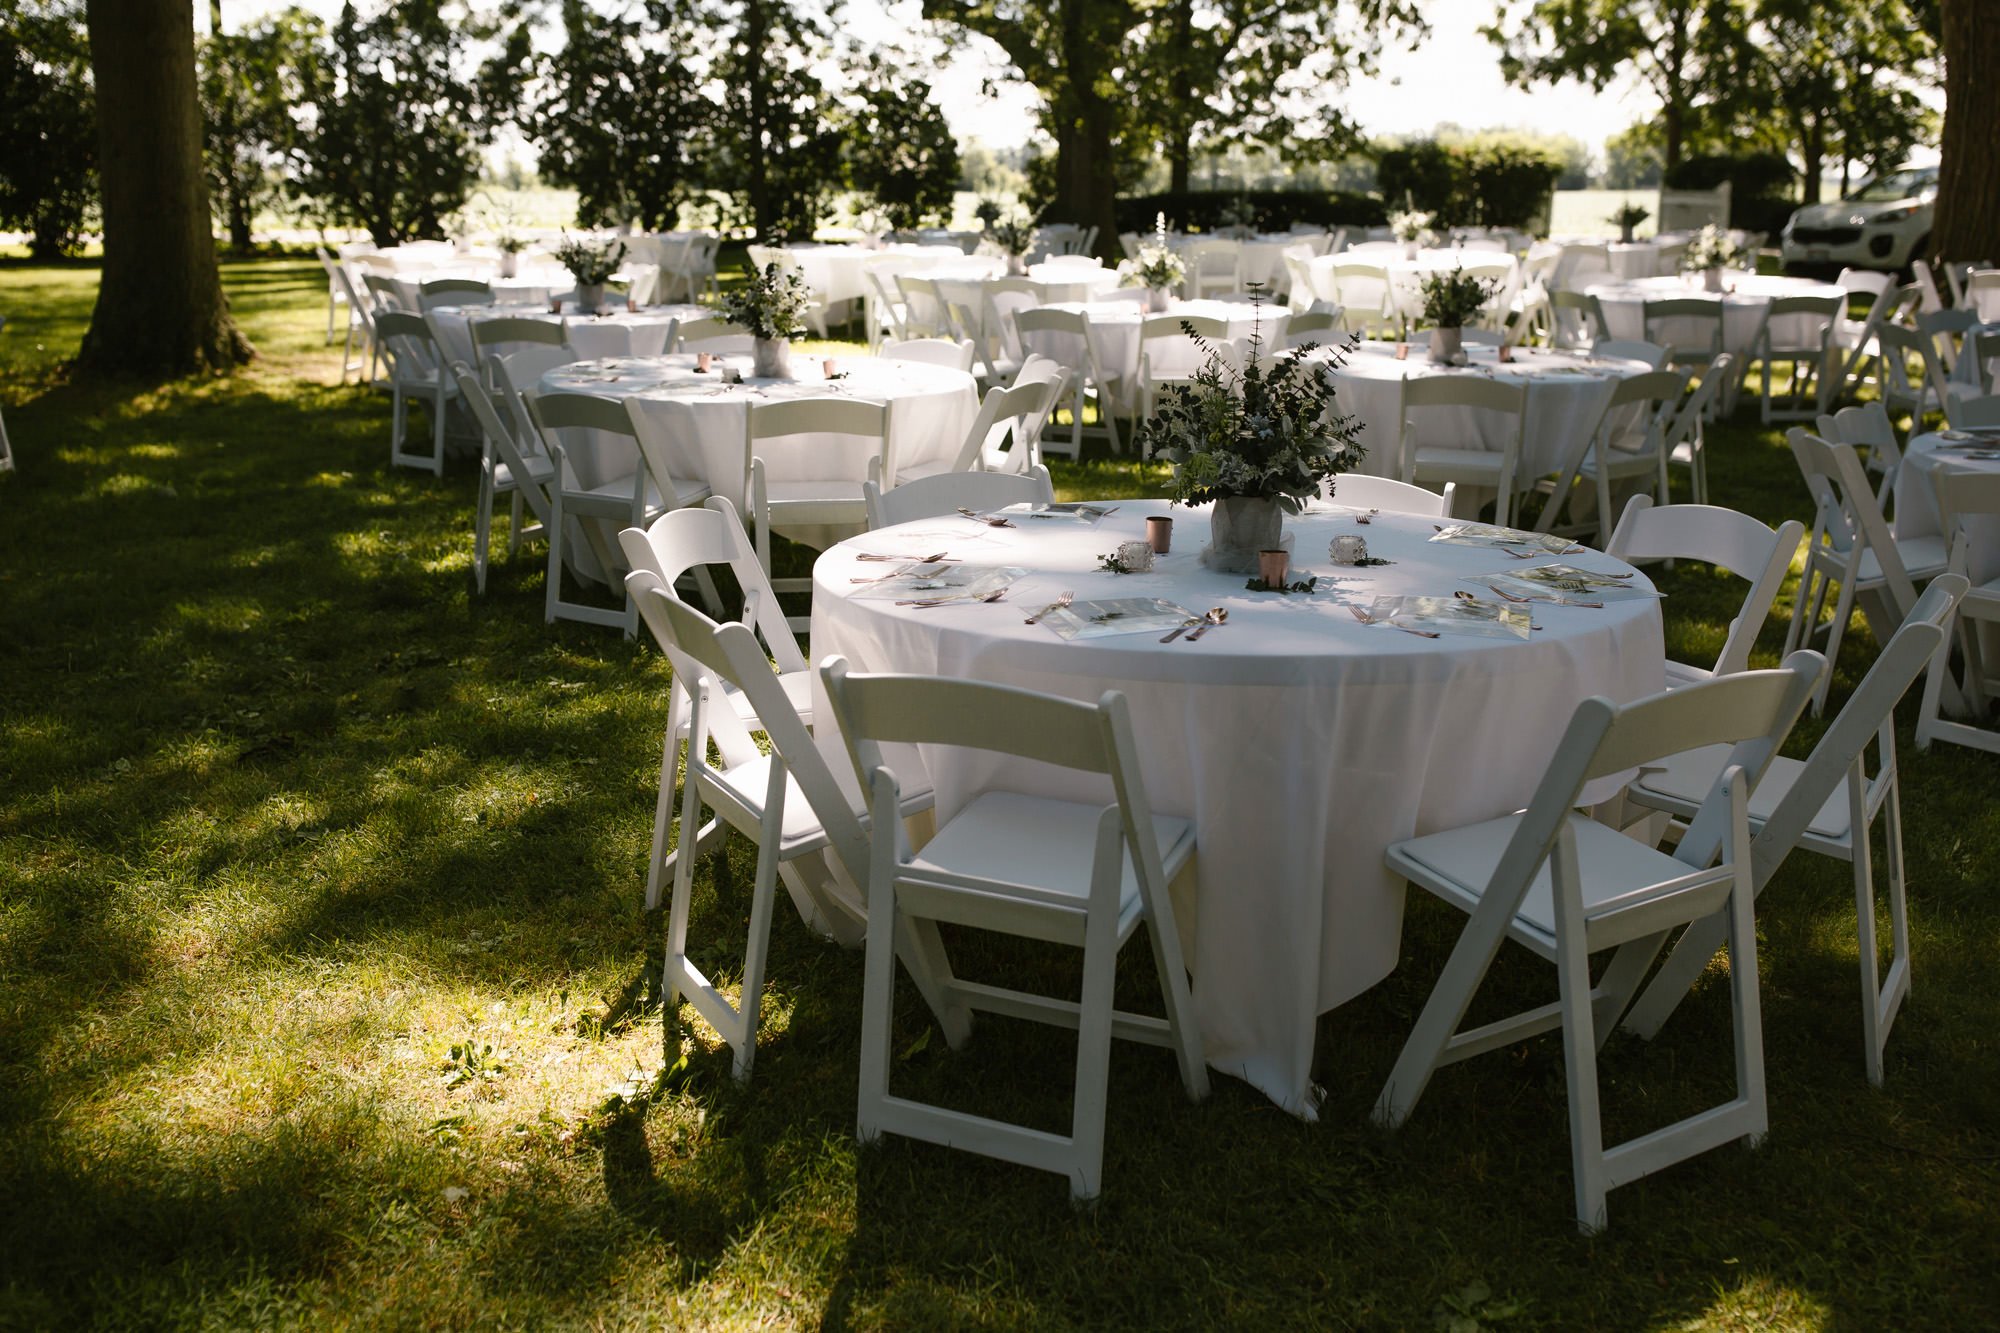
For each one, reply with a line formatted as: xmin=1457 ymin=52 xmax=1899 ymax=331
xmin=1688 ymin=1271 xmax=1831 ymax=1329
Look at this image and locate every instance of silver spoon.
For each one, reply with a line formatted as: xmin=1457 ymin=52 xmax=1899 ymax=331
xmin=1186 ymin=606 xmax=1229 ymax=640
xmin=1159 ymin=614 xmax=1204 ymax=643
xmin=956 ymin=506 xmax=1015 ymax=528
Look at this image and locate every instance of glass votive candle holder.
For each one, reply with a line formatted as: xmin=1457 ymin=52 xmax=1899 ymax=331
xmin=1329 ymin=534 xmax=1368 ymax=565
xmin=1116 ymin=540 xmax=1155 ymax=573
xmin=1146 ymin=515 xmax=1173 ymax=554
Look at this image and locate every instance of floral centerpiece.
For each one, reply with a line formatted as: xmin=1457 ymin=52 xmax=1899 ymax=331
xmin=983 ymin=207 xmax=1039 ymax=275
xmin=1216 ymin=193 xmax=1259 ymax=238
xmin=1389 ymin=208 xmax=1433 ymax=256
xmin=722 ymin=262 xmax=812 ymax=379
xmin=1417 ymin=265 xmax=1500 ymax=364
xmin=1118 ymin=213 xmax=1187 ymax=313
xmin=1608 ymin=202 xmax=1650 ymax=244
xmin=553 ymin=235 xmax=626 ymax=313
xmin=1680 ymin=224 xmax=1747 ymax=290
xmin=1136 ymin=289 xmax=1366 ymax=572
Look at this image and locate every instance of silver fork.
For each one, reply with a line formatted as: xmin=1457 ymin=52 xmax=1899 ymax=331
xmin=957 ymin=506 xmax=1015 ymax=527
xmin=897 ymin=589 xmax=1008 ymax=608
xmin=1485 ymin=583 xmax=1601 ymax=609
xmin=1026 ymin=591 xmax=1075 ymax=625
xmin=1348 ymin=603 xmax=1440 ymax=638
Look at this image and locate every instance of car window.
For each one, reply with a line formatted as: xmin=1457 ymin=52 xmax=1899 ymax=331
xmin=1847 ymin=169 xmax=1937 ymax=203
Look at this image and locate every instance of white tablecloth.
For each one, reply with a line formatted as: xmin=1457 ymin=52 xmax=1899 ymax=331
xmin=429 ymin=303 xmax=706 ymax=371
xmin=1307 ymin=247 xmax=1522 ymax=320
xmin=374 ymin=252 xmax=579 ymax=309
xmin=1897 ymin=432 xmax=2000 ymax=582
xmin=1020 ymin=299 xmax=1289 ymax=408
xmin=808 ymin=503 xmax=1665 ymax=1113
xmin=782 ymin=243 xmax=972 ymax=306
xmin=1169 ymin=233 xmax=1301 ymax=288
xmin=1312 ymin=342 xmax=1650 ymax=513
xmin=1588 ymin=274 xmax=1846 ymax=354
xmin=537 ymin=354 xmax=978 ymax=576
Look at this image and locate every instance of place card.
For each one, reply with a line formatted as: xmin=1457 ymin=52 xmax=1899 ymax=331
xmin=848 ymin=563 xmax=1025 ymax=602
xmin=1366 ymin=594 xmax=1531 ymax=640
xmin=1480 ymin=563 xmax=1662 ymax=598
xmin=997 ymin=501 xmax=1121 ymax=523
xmin=1041 ymin=597 xmax=1196 ymax=640
xmin=1429 ymin=522 xmax=1585 ymax=554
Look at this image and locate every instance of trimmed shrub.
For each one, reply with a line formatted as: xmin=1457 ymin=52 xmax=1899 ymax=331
xmin=1113 ymin=190 xmax=1388 ymax=235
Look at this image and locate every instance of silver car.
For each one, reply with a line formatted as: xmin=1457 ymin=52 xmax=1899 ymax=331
xmin=1781 ymin=166 xmax=1936 ymax=273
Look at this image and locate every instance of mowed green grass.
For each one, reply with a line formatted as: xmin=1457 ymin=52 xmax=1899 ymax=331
xmin=1 ymin=258 xmax=1997 ymax=1330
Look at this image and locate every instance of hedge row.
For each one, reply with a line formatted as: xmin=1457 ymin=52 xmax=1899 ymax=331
xmin=1112 ymin=190 xmax=1389 ymax=235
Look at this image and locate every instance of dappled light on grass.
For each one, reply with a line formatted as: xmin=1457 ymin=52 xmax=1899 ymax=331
xmin=1 ymin=257 xmax=1997 ymax=1326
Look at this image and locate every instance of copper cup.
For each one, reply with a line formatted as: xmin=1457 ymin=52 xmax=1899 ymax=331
xmin=1146 ymin=515 xmax=1174 ymax=554
xmin=823 ymin=358 xmax=838 ymax=378
xmin=1394 ymin=342 xmax=1409 ymax=361
xmin=1498 ymin=344 xmax=1514 ymax=363
xmin=1258 ymin=548 xmax=1290 ymax=587
xmin=697 ymin=352 xmax=713 ymax=373
xmin=549 ymin=298 xmax=563 ymax=314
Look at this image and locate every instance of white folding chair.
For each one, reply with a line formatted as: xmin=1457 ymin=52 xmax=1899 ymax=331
xmin=1918 ymin=478 xmax=2000 ymax=753
xmin=879 ymin=337 xmax=975 ymax=373
xmin=1014 ymin=307 xmax=1123 ymax=456
xmin=452 ymin=362 xmax=555 ymax=595
xmin=623 ymin=573 xmax=949 ymax=1078
xmin=746 ymin=397 xmax=893 ymax=630
xmin=1641 ymin=297 xmax=1726 ymax=378
xmin=526 ymin=389 xmax=713 ymax=632
xmin=1321 ymin=473 xmax=1454 ymax=516
xmin=1664 ymin=354 xmax=1730 ymax=506
xmin=1967 ymin=268 xmax=2000 ymax=324
xmin=1181 ymin=238 xmax=1242 ymax=300
xmin=419 ymin=277 xmax=495 ymax=311
xmin=0 ymin=316 xmax=11 ymax=477
xmin=1783 ymin=429 xmax=1948 ymax=712
xmin=1326 ymin=259 xmax=1396 ymax=338
xmin=1373 ymin=656 xmax=1823 ymax=1232
xmin=1607 ymin=495 xmax=1804 ymax=686
xmin=1817 ymin=401 xmax=1903 ymax=517
xmin=1283 ymin=305 xmax=1345 ymax=349
xmin=1396 ymin=374 xmax=1532 ymax=526
xmin=821 ymin=662 xmax=1208 ymax=1202
xmin=673 ymin=316 xmax=755 ymax=357
xmin=863 ymin=467 xmax=1053 ymax=530
xmin=863 ymin=260 xmax=912 ymax=350
xmin=1007 ymin=354 xmax=1073 ymax=467
xmin=885 ymin=378 xmax=1060 ymax=486
xmin=374 ymin=311 xmax=456 ymax=476
xmin=1136 ymin=313 xmax=1232 ymax=436
xmin=1748 ymin=294 xmax=1844 ymax=424
xmin=1550 ymin=290 xmax=1609 ymax=351
xmin=1623 ymin=578 xmax=1967 ymax=1086
xmin=1587 ymin=338 xmax=1667 ymax=369
xmin=1533 ymin=368 xmax=1686 ymax=546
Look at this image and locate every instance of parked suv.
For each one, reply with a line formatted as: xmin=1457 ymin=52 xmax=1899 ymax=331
xmin=1781 ymin=166 xmax=1936 ymax=274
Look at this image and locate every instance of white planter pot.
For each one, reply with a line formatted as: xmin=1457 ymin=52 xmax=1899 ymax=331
xmin=1202 ymin=496 xmax=1286 ymax=574
xmin=1428 ymin=326 xmax=1463 ymax=365
xmin=576 ymin=283 xmax=605 ymax=314
xmin=1703 ymin=267 xmax=1724 ymax=293
xmin=499 ymin=251 xmax=518 ymax=279
xmin=752 ymin=337 xmax=793 ymax=380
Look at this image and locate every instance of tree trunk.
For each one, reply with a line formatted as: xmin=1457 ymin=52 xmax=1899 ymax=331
xmin=76 ymin=0 xmax=251 ymax=377
xmin=1933 ymin=0 xmax=2000 ymax=263
xmin=1798 ymin=118 xmax=1823 ymax=206
xmin=744 ymin=0 xmax=772 ymax=237
xmin=1166 ymin=0 xmax=1193 ymax=195
xmin=1051 ymin=5 xmax=1119 ymax=257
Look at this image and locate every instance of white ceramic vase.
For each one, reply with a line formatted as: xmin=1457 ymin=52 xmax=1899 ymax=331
xmin=1428 ymin=325 xmax=1462 ymax=365
xmin=1203 ymin=496 xmax=1285 ymax=574
xmin=752 ymin=337 xmax=793 ymax=380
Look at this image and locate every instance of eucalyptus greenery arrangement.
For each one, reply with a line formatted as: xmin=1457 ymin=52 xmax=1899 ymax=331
xmin=1418 ymin=265 xmax=1499 ymax=328
xmin=722 ymin=262 xmax=812 ymax=340
xmin=1217 ymin=194 xmax=1259 ymax=233
xmin=985 ymin=210 xmax=1037 ymax=258
xmin=552 ymin=235 xmax=626 ymax=286
xmin=1607 ymin=202 xmax=1650 ymax=231
xmin=1680 ymin=224 xmax=1747 ymax=272
xmin=1389 ymin=209 xmax=1433 ymax=243
xmin=1119 ymin=212 xmax=1187 ymax=291
xmin=1138 ymin=291 xmax=1365 ymax=512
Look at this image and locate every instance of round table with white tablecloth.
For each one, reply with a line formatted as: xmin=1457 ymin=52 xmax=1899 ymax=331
xmin=780 ymin=243 xmax=972 ymax=307
xmin=1308 ymin=247 xmax=1522 ymax=322
xmin=1896 ymin=431 xmax=2000 ymax=580
xmin=537 ymin=354 xmax=979 ymax=576
xmin=428 ymin=303 xmax=708 ymax=371
xmin=1169 ymin=233 xmax=1305 ymax=288
xmin=1587 ymin=273 xmax=1847 ymax=355
xmin=807 ymin=503 xmax=1665 ymax=1113
xmin=1019 ymin=299 xmax=1289 ymax=410
xmin=1308 ymin=341 xmax=1652 ymax=517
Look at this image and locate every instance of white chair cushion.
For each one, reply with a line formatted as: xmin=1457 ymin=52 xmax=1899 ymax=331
xmin=1411 ymin=447 xmax=1508 ymax=481
xmin=1858 ymin=536 xmax=1947 ymax=582
xmin=910 ymin=790 xmax=1193 ymax=936
xmin=1630 ymin=744 xmax=1850 ymax=844
xmin=1391 ymin=811 xmax=1698 ymax=959
xmin=578 ymin=471 xmax=711 ymax=508
xmin=494 ymin=455 xmax=556 ymax=488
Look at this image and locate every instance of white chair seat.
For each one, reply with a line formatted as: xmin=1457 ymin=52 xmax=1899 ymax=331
xmin=916 ymin=792 xmax=1194 ymax=934
xmin=1632 ymin=744 xmax=1850 ymax=843
xmin=1391 ymin=811 xmax=1699 ymax=961
xmin=1857 ymin=536 xmax=1947 ymax=583
xmin=579 ymin=470 xmax=712 ymax=509
xmin=494 ymin=455 xmax=556 ymax=489
xmin=1411 ymin=446 xmax=1507 ymax=481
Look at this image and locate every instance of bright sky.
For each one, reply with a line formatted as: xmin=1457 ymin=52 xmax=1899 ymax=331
xmin=202 ymin=0 xmax=1656 ymax=157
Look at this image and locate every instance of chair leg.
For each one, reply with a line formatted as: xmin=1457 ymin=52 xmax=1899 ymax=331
xmin=431 ymin=387 xmax=448 ymax=476
xmin=544 ymin=491 xmax=567 ymax=625
xmin=473 ymin=463 xmax=495 ymax=594
xmin=855 ymin=880 xmax=901 ymax=1146
xmin=1067 ymin=878 xmax=1121 ymax=1204
xmin=1855 ymin=774 xmax=1911 ymax=1087
xmin=1557 ymin=906 xmax=1609 ymax=1234
xmin=730 ymin=794 xmax=788 ymax=1083
xmin=507 ymin=490 xmax=526 ymax=559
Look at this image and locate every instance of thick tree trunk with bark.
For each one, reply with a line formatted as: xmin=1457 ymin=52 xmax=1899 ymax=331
xmin=76 ymin=0 xmax=251 ymax=377
xmin=1050 ymin=10 xmax=1119 ymax=257
xmin=1933 ymin=0 xmax=2000 ymax=263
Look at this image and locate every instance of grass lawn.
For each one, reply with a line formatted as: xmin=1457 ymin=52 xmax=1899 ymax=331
xmin=2 ymin=257 xmax=1997 ymax=1330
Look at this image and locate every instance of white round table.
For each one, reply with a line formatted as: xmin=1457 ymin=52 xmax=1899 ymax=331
xmin=1169 ymin=233 xmax=1303 ymax=288
xmin=809 ymin=503 xmax=1665 ymax=1114
xmin=1897 ymin=431 xmax=1998 ymax=579
xmin=1021 ymin=299 xmax=1290 ymax=409
xmin=1588 ymin=273 xmax=1846 ymax=354
xmin=429 ymin=303 xmax=706 ymax=370
xmin=538 ymin=353 xmax=978 ymax=573
xmin=1310 ymin=342 xmax=1653 ymax=515
xmin=781 ymin=243 xmax=970 ymax=306
xmin=1309 ymin=247 xmax=1521 ymax=321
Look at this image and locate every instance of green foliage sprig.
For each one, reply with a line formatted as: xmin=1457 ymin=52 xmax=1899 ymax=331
xmin=1137 ymin=289 xmax=1366 ymax=513
xmin=985 ymin=208 xmax=1038 ymax=257
xmin=553 ymin=234 xmax=626 ymax=286
xmin=722 ymin=262 xmax=812 ymax=341
xmin=1245 ymin=574 xmax=1318 ymax=593
xmin=1418 ymin=265 xmax=1499 ymax=329
xmin=1608 ymin=202 xmax=1650 ymax=229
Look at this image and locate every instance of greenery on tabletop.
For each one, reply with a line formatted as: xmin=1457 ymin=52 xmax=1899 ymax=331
xmin=1245 ymin=574 xmax=1319 ymax=593
xmin=1418 ymin=265 xmax=1499 ymax=329
xmin=984 ymin=208 xmax=1038 ymax=258
xmin=722 ymin=262 xmax=813 ymax=341
xmin=1680 ymin=223 xmax=1748 ymax=272
xmin=1097 ymin=549 xmax=1146 ymax=574
xmin=552 ymin=234 xmax=626 ymax=286
xmin=1119 ymin=213 xmax=1187 ymax=290
xmin=1139 ymin=290 xmax=1365 ymax=513
xmin=1608 ymin=202 xmax=1650 ymax=230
